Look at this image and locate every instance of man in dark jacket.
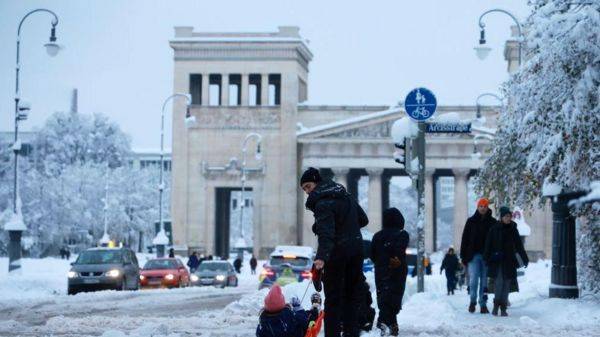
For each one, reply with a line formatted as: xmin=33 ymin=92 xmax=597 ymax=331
xmin=460 ymin=197 xmax=496 ymax=314
xmin=440 ymin=247 xmax=459 ymax=295
xmin=233 ymin=257 xmax=242 ymax=273
xmin=300 ymin=167 xmax=368 ymax=337
xmin=250 ymin=255 xmax=258 ymax=275
xmin=484 ymin=206 xmax=529 ymax=316
xmin=371 ymin=208 xmax=409 ymax=336
xmin=187 ymin=251 xmax=200 ymax=273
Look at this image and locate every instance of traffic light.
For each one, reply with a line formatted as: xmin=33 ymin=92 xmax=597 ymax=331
xmin=393 ymin=138 xmax=409 ymax=167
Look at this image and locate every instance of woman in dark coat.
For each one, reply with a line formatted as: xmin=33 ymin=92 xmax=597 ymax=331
xmin=440 ymin=247 xmax=460 ymax=295
xmin=484 ymin=206 xmax=529 ymax=317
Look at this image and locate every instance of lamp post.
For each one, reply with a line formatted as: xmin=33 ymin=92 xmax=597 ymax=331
xmin=99 ymin=165 xmax=110 ymax=247
xmin=475 ymin=93 xmax=504 ymax=119
xmin=6 ymin=9 xmax=61 ymax=273
xmin=236 ymin=133 xmax=262 ymax=257
xmin=153 ymin=93 xmax=192 ymax=257
xmin=474 ymin=9 xmax=523 ymax=67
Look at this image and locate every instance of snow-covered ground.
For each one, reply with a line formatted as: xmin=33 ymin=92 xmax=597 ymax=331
xmin=0 ymin=256 xmax=598 ymax=336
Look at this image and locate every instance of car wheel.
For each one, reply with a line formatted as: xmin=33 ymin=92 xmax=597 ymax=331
xmin=233 ymin=278 xmax=238 ymax=287
xmin=134 ymin=278 xmax=140 ymax=291
xmin=68 ymin=287 xmax=78 ymax=295
xmin=120 ymin=277 xmax=127 ymax=291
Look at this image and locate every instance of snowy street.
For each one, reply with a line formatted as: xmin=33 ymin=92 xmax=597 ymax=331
xmin=0 ymin=256 xmax=598 ymax=337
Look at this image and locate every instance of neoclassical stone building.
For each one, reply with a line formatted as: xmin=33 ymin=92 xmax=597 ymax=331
xmin=169 ymin=26 xmax=552 ymax=259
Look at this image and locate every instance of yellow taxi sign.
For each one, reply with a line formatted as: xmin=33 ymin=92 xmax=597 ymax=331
xmin=283 ymin=254 xmax=297 ymax=259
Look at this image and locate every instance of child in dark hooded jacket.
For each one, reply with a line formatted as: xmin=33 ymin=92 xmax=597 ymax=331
xmin=371 ymin=207 xmax=410 ymax=336
xmin=256 ymin=284 xmax=308 ymax=337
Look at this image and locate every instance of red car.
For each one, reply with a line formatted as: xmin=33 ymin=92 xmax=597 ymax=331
xmin=139 ymin=258 xmax=190 ymax=289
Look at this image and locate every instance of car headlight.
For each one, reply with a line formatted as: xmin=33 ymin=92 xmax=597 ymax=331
xmin=139 ymin=275 xmax=145 ymax=281
xmin=164 ymin=274 xmax=175 ymax=280
xmin=190 ymin=275 xmax=199 ymax=282
xmin=68 ymin=271 xmax=78 ymax=278
xmin=215 ymin=275 xmax=226 ymax=281
xmin=105 ymin=269 xmax=121 ymax=278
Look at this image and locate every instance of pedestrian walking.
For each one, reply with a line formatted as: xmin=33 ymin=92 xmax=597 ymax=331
xmin=460 ymin=197 xmax=496 ymax=314
xmin=234 ymin=257 xmax=242 ymax=273
xmin=300 ymin=167 xmax=369 ymax=337
xmin=440 ymin=247 xmax=460 ymax=295
xmin=484 ymin=206 xmax=529 ymax=317
xmin=187 ymin=251 xmax=200 ymax=273
xmin=250 ymin=255 xmax=258 ymax=275
xmin=371 ymin=207 xmax=409 ymax=336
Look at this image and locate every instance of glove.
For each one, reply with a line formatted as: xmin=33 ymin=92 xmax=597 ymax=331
xmin=311 ymin=264 xmax=323 ymax=292
xmin=389 ymin=256 xmax=402 ymax=269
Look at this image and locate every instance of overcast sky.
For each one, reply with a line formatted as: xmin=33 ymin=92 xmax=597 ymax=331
xmin=0 ymin=0 xmax=530 ymax=148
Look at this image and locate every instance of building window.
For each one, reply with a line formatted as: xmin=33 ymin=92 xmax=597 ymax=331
xmin=209 ymin=74 xmax=222 ymax=106
xmin=268 ymin=74 xmax=281 ymax=106
xmin=229 ymin=74 xmax=241 ymax=106
xmin=189 ymin=74 xmax=202 ymax=104
xmin=249 ymin=74 xmax=262 ymax=106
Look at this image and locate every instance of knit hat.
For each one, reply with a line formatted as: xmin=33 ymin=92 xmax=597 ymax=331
xmin=477 ymin=198 xmax=490 ymax=207
xmin=499 ymin=206 xmax=512 ymax=218
xmin=264 ymin=284 xmax=286 ymax=312
xmin=383 ymin=207 xmax=405 ymax=229
xmin=300 ymin=167 xmax=322 ymax=186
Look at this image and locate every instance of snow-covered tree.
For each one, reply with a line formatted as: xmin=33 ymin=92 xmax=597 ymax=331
xmin=476 ymin=0 xmax=599 ymax=293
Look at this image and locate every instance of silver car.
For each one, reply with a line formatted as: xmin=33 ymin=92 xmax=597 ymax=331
xmin=67 ymin=247 xmax=140 ymax=295
xmin=191 ymin=261 xmax=238 ymax=288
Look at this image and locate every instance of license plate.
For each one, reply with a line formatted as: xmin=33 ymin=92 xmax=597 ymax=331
xmin=201 ymin=279 xmax=213 ymax=284
xmin=149 ymin=280 xmax=161 ymax=285
xmin=83 ymin=278 xmax=100 ymax=284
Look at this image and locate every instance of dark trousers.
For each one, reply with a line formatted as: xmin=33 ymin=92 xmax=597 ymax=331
xmin=323 ymin=254 xmax=364 ymax=337
xmin=376 ymin=270 xmax=407 ymax=329
xmin=445 ymin=272 xmax=456 ymax=293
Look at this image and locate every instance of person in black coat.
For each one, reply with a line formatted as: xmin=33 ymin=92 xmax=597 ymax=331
xmin=250 ymin=255 xmax=258 ymax=275
xmin=300 ymin=167 xmax=368 ymax=337
xmin=187 ymin=251 xmax=200 ymax=273
xmin=440 ymin=247 xmax=460 ymax=295
xmin=233 ymin=257 xmax=242 ymax=273
xmin=168 ymin=248 xmax=175 ymax=258
xmin=460 ymin=198 xmax=496 ymax=313
xmin=484 ymin=206 xmax=529 ymax=317
xmin=371 ymin=207 xmax=409 ymax=336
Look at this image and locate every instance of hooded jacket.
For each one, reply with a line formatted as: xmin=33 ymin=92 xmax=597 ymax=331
xmin=371 ymin=208 xmax=410 ymax=275
xmin=459 ymin=209 xmax=496 ymax=263
xmin=306 ymin=180 xmax=368 ymax=262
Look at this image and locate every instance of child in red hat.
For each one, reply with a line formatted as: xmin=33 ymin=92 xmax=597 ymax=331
xmin=256 ymin=284 xmax=309 ymax=337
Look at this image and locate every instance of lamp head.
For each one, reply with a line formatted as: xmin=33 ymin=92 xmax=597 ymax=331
xmin=474 ymin=28 xmax=491 ymax=60
xmin=255 ymin=143 xmax=262 ymax=161
xmin=45 ymin=26 xmax=60 ymax=57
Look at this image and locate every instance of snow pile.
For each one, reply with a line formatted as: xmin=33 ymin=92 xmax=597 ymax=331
xmin=390 ymin=117 xmax=418 ymax=143
xmin=3 ymin=210 xmax=26 ymax=231
xmin=542 ymin=180 xmax=562 ymax=197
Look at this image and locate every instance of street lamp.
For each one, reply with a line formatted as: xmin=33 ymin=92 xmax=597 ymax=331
xmin=99 ymin=165 xmax=110 ymax=247
xmin=475 ymin=9 xmax=523 ymax=67
xmin=5 ymin=9 xmax=61 ymax=273
xmin=236 ymin=133 xmax=263 ymax=256
xmin=153 ymin=93 xmax=192 ymax=257
xmin=475 ymin=93 xmax=504 ymax=119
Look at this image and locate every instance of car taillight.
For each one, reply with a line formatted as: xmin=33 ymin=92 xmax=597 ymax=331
xmin=301 ymin=270 xmax=312 ymax=279
xmin=261 ymin=268 xmax=275 ymax=277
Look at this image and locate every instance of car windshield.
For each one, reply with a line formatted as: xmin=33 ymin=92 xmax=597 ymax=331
xmin=199 ymin=262 xmax=228 ymax=272
xmin=76 ymin=250 xmax=122 ymax=265
xmin=269 ymin=256 xmax=310 ymax=268
xmin=144 ymin=259 xmax=178 ymax=270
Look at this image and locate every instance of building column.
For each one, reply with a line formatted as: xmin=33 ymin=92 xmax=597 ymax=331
xmin=453 ymin=168 xmax=470 ymax=249
xmin=261 ymin=74 xmax=269 ymax=106
xmin=241 ymin=74 xmax=249 ymax=106
xmin=425 ymin=168 xmax=435 ymax=253
xmin=332 ymin=167 xmax=350 ymax=189
xmin=220 ymin=74 xmax=229 ymax=107
xmin=367 ymin=168 xmax=384 ymax=233
xmin=201 ymin=74 xmax=210 ymax=106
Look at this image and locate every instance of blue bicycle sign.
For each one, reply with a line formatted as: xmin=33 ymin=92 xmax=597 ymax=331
xmin=404 ymin=88 xmax=437 ymax=121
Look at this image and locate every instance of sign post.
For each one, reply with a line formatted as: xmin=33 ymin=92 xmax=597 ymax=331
xmin=405 ymin=88 xmax=437 ymax=293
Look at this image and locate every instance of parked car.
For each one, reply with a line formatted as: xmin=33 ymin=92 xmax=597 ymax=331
xmin=139 ymin=258 xmax=190 ymax=289
xmin=259 ymin=245 xmax=314 ymax=290
xmin=191 ymin=260 xmax=238 ymax=288
xmin=67 ymin=247 xmax=140 ymax=295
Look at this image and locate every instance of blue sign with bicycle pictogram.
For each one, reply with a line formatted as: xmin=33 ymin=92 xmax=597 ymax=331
xmin=405 ymin=87 xmax=437 ymax=121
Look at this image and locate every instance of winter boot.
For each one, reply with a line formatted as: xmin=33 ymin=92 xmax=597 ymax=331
xmin=390 ymin=324 xmax=399 ymax=336
xmin=377 ymin=322 xmax=390 ymax=336
xmin=480 ymin=304 xmax=489 ymax=314
xmin=492 ymin=300 xmax=500 ymax=316
xmin=468 ymin=302 xmax=476 ymax=313
xmin=500 ymin=303 xmax=508 ymax=317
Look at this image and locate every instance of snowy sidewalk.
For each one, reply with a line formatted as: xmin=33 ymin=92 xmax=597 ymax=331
xmin=0 ymin=258 xmax=598 ymax=336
